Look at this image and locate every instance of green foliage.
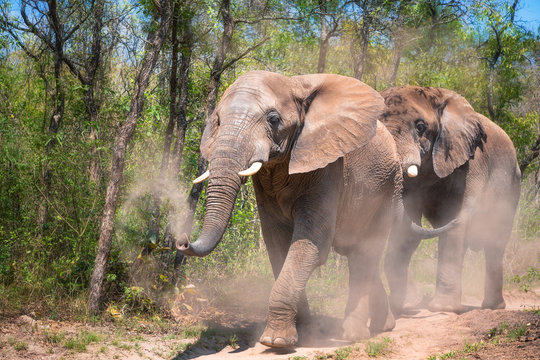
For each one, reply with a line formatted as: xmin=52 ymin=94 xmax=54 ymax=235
xmin=124 ymin=286 xmax=156 ymax=314
xmin=13 ymin=341 xmax=28 ymax=351
xmin=63 ymin=330 xmax=102 ymax=352
xmin=0 ymin=0 xmax=538 ymax=321
xmin=512 ymin=267 xmax=540 ymax=293
xmin=365 ymin=337 xmax=393 ymax=357
xmin=486 ymin=320 xmax=529 ymax=343
xmin=507 ymin=323 xmax=527 ymax=341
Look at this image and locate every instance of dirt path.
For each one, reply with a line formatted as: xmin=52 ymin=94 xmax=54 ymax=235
xmin=1 ymin=290 xmax=538 ymax=360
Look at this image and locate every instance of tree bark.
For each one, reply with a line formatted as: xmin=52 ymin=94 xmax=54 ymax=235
xmin=87 ymin=0 xmax=105 ymax=185
xmin=519 ymin=135 xmax=540 ymax=177
xmin=317 ymin=0 xmax=328 ymax=73
xmin=160 ymin=1 xmax=180 ymax=179
xmin=171 ymin=14 xmax=193 ymax=175
xmin=38 ymin=0 xmax=66 ymax=237
xmin=486 ymin=0 xmax=518 ymax=121
xmin=352 ymin=8 xmax=371 ymax=81
xmin=88 ymin=0 xmax=172 ymax=314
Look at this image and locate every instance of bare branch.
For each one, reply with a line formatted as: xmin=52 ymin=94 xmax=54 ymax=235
xmin=221 ymin=37 xmax=269 ymax=73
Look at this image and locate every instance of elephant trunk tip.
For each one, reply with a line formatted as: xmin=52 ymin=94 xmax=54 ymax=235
xmin=175 ymin=233 xmax=213 ymax=257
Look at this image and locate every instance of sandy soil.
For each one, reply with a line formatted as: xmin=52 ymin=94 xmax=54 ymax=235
xmin=1 ymin=289 xmax=538 ymax=360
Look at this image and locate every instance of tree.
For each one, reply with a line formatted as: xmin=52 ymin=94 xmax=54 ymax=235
xmin=88 ymin=0 xmax=173 ymax=314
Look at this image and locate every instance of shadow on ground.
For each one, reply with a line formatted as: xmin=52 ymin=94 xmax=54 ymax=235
xmin=172 ymin=315 xmax=351 ymax=359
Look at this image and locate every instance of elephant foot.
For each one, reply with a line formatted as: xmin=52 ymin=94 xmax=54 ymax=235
xmin=369 ymin=310 xmax=395 ymax=335
xmin=428 ymin=295 xmax=462 ymax=313
xmin=389 ymin=297 xmax=405 ymax=317
xmin=260 ymin=323 xmax=298 ymax=348
xmin=383 ymin=310 xmax=396 ymax=332
xmin=342 ymin=316 xmax=370 ymax=341
xmin=482 ymin=297 xmax=505 ymax=310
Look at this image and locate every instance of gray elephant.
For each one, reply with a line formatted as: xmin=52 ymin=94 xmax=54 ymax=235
xmin=176 ymin=71 xmax=445 ymax=348
xmin=381 ymin=86 xmax=521 ymax=314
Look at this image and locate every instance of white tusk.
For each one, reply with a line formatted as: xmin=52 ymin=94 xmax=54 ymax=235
xmin=193 ymin=170 xmax=209 ymax=184
xmin=407 ymin=165 xmax=419 ymax=178
xmin=238 ymin=161 xmax=262 ymax=177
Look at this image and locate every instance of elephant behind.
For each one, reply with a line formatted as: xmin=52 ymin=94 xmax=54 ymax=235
xmin=381 ymin=86 xmax=521 ymax=314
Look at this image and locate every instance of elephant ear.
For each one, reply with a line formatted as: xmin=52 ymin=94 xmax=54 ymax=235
xmin=432 ymin=92 xmax=487 ymax=178
xmin=289 ymin=74 xmax=384 ymax=174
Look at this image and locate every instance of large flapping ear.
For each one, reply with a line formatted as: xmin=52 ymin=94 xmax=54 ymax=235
xmin=432 ymin=91 xmax=487 ymax=178
xmin=289 ymin=74 xmax=384 ymax=174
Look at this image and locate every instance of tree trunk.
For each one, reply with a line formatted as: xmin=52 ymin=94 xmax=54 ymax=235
xmin=317 ymin=0 xmax=328 ymax=73
xmin=87 ymin=0 xmax=105 ymax=184
xmin=171 ymin=15 xmax=193 ymax=175
xmin=88 ymin=1 xmax=172 ymax=314
xmin=352 ymin=10 xmax=370 ymax=82
xmin=160 ymin=1 xmax=179 ymax=179
xmin=487 ymin=64 xmax=496 ymax=120
xmin=353 ymin=33 xmax=369 ymax=81
xmin=389 ymin=32 xmax=403 ymax=87
xmin=38 ymin=0 xmax=66 ymax=237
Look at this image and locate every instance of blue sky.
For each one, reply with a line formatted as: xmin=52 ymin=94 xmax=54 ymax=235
xmin=517 ymin=0 xmax=540 ymax=32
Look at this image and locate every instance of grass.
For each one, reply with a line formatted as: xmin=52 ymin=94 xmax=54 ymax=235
xmin=63 ymin=330 xmax=102 ymax=352
xmin=507 ymin=323 xmax=527 ymax=341
xmin=43 ymin=329 xmax=66 ymax=344
xmin=365 ymin=337 xmax=393 ymax=357
xmin=429 ymin=320 xmax=531 ymax=359
xmin=313 ymin=345 xmax=361 ymax=359
xmin=13 ymin=341 xmax=28 ymax=351
xmin=182 ymin=324 xmax=207 ymax=339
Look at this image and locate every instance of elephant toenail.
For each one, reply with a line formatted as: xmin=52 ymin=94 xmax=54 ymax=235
xmin=260 ymin=336 xmax=272 ymax=346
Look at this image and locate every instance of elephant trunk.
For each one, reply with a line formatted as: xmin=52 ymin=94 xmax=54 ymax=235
xmin=177 ymin=126 xmax=251 ymax=257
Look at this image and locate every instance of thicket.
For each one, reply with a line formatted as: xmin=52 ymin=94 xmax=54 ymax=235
xmin=0 ymin=0 xmax=538 ymax=318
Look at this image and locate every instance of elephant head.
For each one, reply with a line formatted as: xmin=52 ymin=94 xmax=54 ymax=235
xmin=380 ymin=87 xmax=487 ymax=180
xmin=177 ymin=71 xmax=384 ymax=256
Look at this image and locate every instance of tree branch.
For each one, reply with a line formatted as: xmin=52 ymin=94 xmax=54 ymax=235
xmin=221 ymin=36 xmax=269 ymax=74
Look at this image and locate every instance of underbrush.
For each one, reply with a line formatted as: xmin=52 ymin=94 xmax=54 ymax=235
xmin=1 ymin=177 xmax=539 ymax=324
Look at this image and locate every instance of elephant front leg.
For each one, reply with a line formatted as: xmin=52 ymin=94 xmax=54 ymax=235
xmin=260 ymin=239 xmax=320 ymax=348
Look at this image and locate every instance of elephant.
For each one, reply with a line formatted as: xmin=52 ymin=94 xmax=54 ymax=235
xmin=381 ymin=86 xmax=521 ymax=314
xmin=175 ymin=71 xmax=448 ymax=348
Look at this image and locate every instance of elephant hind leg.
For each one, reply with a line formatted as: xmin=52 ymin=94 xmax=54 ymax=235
xmin=482 ymin=245 xmax=506 ymax=310
xmin=369 ymin=273 xmax=395 ymax=335
xmin=343 ymin=245 xmax=382 ymax=341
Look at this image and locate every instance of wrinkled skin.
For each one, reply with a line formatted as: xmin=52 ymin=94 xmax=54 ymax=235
xmin=177 ymin=71 xmax=399 ymax=347
xmin=381 ymin=86 xmax=521 ymax=314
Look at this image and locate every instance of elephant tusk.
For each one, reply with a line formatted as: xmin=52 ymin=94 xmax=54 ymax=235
xmin=193 ymin=170 xmax=210 ymax=184
xmin=238 ymin=161 xmax=262 ymax=177
xmin=407 ymin=165 xmax=418 ymax=178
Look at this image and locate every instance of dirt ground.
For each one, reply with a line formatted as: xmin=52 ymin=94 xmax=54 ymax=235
xmin=1 ymin=288 xmax=538 ymax=360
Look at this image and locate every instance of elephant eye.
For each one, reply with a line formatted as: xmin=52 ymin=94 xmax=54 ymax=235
xmin=415 ymin=119 xmax=427 ymax=135
xmin=267 ymin=110 xmax=281 ymax=130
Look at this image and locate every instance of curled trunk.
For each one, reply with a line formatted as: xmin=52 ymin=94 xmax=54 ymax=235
xmin=177 ymin=137 xmax=247 ymax=256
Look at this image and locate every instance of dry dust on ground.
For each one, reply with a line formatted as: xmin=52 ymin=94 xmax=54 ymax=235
xmin=1 ymin=289 xmax=538 ymax=360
